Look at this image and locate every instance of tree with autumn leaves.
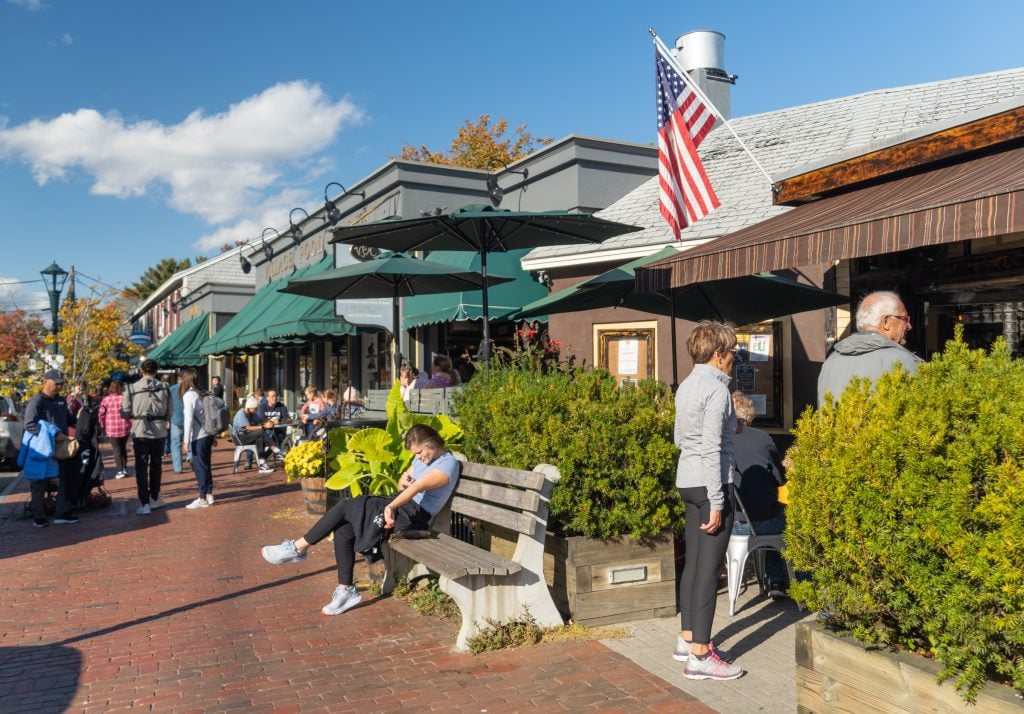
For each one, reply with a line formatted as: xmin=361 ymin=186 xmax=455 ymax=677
xmin=399 ymin=114 xmax=551 ymax=169
xmin=51 ymin=293 xmax=142 ymax=389
xmin=0 ymin=310 xmax=47 ymax=396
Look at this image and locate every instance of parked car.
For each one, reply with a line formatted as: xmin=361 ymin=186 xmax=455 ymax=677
xmin=0 ymin=395 xmax=24 ymax=470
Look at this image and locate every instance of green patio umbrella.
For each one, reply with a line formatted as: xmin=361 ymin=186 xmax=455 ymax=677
xmin=279 ymin=252 xmax=513 ymax=372
xmin=514 ymin=246 xmax=848 ymax=386
xmin=329 ymin=204 xmax=642 ymax=375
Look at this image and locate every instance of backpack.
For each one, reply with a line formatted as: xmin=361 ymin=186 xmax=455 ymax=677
xmin=202 ymin=392 xmax=229 ymax=435
xmin=120 ymin=380 xmax=170 ymax=420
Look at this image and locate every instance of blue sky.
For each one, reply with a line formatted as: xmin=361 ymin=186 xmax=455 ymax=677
xmin=1 ymin=0 xmax=1022 ymax=313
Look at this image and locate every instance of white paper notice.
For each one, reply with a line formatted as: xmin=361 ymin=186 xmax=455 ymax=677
xmin=749 ymin=334 xmax=771 ymax=362
xmin=618 ymin=339 xmax=639 ymax=375
xmin=749 ymin=393 xmax=767 ymax=415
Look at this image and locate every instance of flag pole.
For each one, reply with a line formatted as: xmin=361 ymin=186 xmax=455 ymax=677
xmin=649 ymin=28 xmax=776 ymax=191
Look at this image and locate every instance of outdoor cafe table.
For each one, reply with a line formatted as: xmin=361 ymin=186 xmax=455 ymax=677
xmin=325 ymin=415 xmax=388 ymax=430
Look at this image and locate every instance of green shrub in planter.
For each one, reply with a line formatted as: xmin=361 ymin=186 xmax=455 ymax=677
xmin=787 ymin=332 xmax=1024 ymax=701
xmin=455 ymin=363 xmax=681 ymax=541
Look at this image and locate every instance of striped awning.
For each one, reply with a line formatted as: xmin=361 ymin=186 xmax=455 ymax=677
xmin=636 ymin=145 xmax=1024 ymax=291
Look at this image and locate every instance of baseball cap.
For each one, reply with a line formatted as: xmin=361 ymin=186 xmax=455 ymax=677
xmin=245 ymin=396 xmax=259 ymax=409
xmin=43 ymin=369 xmax=66 ymax=384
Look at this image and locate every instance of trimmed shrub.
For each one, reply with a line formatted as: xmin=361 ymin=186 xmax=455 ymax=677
xmin=455 ymin=362 xmax=681 ymax=541
xmin=787 ymin=333 xmax=1024 ymax=700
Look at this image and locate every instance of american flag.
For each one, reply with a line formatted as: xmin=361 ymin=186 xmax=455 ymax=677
xmin=656 ymin=45 xmax=720 ymax=239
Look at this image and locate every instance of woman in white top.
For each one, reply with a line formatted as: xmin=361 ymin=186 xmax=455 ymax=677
xmin=181 ymin=367 xmax=218 ymax=509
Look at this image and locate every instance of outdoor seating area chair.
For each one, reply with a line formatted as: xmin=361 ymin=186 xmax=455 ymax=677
xmin=230 ymin=430 xmax=259 ymax=474
xmin=724 ymin=490 xmax=793 ymax=616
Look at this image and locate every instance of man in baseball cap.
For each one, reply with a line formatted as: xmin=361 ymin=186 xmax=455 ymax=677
xmin=23 ymin=369 xmax=78 ymax=526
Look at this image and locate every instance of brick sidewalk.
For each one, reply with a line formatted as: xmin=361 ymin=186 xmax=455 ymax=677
xmin=0 ymin=443 xmax=713 ymax=713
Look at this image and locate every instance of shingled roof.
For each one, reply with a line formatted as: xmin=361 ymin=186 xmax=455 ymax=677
xmin=522 ymin=67 xmax=1024 ymax=269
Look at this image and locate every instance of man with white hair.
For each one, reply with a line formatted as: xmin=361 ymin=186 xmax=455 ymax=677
xmin=817 ymin=290 xmax=922 ymax=407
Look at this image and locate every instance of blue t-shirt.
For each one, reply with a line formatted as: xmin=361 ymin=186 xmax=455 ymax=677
xmin=411 ymin=451 xmax=460 ymax=516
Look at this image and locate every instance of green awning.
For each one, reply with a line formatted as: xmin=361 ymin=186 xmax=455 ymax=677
xmin=148 ymin=313 xmax=210 ymax=367
xmin=402 ymin=249 xmax=548 ymax=329
xmin=201 ymin=256 xmax=363 ymax=356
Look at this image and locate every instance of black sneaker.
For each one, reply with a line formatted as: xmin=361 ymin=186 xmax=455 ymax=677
xmin=768 ymin=581 xmax=790 ymax=600
xmin=54 ymin=513 xmax=80 ymax=524
xmin=33 ymin=518 xmax=49 ymax=528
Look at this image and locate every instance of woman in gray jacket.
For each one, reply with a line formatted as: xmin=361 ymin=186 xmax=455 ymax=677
xmin=673 ymin=321 xmax=743 ymax=681
xmin=181 ymin=367 xmax=217 ymax=509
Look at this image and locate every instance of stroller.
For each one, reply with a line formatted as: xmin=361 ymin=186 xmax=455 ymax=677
xmin=65 ymin=398 xmax=111 ymax=510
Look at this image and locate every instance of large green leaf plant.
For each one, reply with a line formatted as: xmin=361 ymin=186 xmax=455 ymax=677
xmin=324 ymin=380 xmax=463 ymax=497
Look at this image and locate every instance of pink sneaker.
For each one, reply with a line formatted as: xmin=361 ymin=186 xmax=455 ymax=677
xmin=683 ymin=650 xmax=743 ymax=680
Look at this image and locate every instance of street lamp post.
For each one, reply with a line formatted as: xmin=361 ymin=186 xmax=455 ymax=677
xmin=40 ymin=261 xmax=69 ymax=355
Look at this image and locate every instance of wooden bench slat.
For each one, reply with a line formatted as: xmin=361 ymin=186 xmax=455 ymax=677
xmin=461 ymin=463 xmax=545 ymax=491
xmin=391 ymin=534 xmax=521 ymax=578
xmin=451 ymin=496 xmax=536 ymax=536
xmin=455 ymin=480 xmax=541 ymax=512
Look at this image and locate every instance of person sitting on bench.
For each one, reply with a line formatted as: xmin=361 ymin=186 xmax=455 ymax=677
xmin=232 ymin=396 xmax=279 ymax=473
xmin=260 ymin=424 xmax=460 ymax=616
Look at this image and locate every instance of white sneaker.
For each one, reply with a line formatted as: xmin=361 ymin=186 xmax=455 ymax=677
xmin=683 ymin=650 xmax=743 ymax=681
xmin=258 ymin=462 xmax=274 ymax=474
xmin=205 ymin=493 xmax=215 ymax=505
xmin=185 ymin=498 xmax=209 ymax=509
xmin=136 ymin=504 xmax=151 ymax=515
xmin=149 ymin=497 xmax=166 ymax=510
xmin=114 ymin=471 xmax=126 ymax=479
xmin=322 ymin=585 xmax=362 ymax=616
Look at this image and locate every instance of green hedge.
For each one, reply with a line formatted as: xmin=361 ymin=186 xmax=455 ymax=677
xmin=455 ymin=364 xmax=682 ymax=541
xmin=787 ymin=334 xmax=1024 ymax=700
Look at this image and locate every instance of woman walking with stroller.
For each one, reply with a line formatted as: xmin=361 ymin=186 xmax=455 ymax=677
xmin=181 ymin=367 xmax=217 ymax=509
xmin=98 ymin=381 xmax=132 ymax=479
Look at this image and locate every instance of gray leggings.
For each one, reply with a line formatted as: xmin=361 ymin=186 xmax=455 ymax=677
xmin=678 ymin=486 xmax=734 ymax=645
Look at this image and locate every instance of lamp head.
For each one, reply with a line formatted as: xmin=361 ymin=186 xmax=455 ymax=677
xmin=260 ymin=228 xmax=279 ymax=261
xmin=40 ymin=261 xmax=69 ymax=294
xmin=288 ymin=207 xmax=309 ymax=246
xmin=323 ymin=181 xmax=366 ymax=226
xmin=239 ymin=252 xmax=252 ymax=274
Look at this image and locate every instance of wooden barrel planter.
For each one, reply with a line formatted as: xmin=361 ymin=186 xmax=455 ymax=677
xmin=300 ymin=477 xmax=328 ymax=515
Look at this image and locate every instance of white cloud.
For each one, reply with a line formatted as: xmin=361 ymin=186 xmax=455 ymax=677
xmin=0 ymin=81 xmax=362 ymax=240
xmin=7 ymin=0 xmax=46 ymax=11
xmin=61 ymin=33 xmax=72 ymax=45
xmin=0 ymin=278 xmax=49 ymax=313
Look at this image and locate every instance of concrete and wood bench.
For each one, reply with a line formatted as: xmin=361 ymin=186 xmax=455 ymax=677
xmin=363 ymin=386 xmax=462 ymax=419
xmin=382 ymin=454 xmax=564 ymax=650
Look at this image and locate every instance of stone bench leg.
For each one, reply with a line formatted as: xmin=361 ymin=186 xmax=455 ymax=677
xmin=441 ymin=569 xmax=564 ymax=651
xmin=381 ymin=547 xmax=431 ymax=596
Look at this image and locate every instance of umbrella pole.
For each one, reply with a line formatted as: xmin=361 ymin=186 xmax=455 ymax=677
xmin=669 ymin=290 xmax=679 ymax=391
xmin=392 ymin=288 xmax=402 ymax=380
xmin=480 ymin=248 xmax=490 ymax=382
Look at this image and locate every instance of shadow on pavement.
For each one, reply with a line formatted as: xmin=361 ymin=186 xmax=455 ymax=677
xmin=0 ymin=644 xmax=82 ymax=713
xmin=713 ymin=597 xmax=808 ymax=658
xmin=55 ymin=566 xmax=334 ymax=647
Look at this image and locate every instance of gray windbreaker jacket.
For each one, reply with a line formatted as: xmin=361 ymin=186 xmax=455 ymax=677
xmin=816 ymin=331 xmax=922 ymax=407
xmin=674 ymin=364 xmax=736 ymax=510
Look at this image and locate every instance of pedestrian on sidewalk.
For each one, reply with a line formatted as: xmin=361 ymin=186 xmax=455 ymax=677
xmin=98 ymin=381 xmax=131 ymax=479
xmin=180 ymin=367 xmax=217 ymax=509
xmin=123 ymin=360 xmax=172 ymax=515
xmin=168 ymin=373 xmax=186 ymax=474
xmin=673 ymin=321 xmax=743 ymax=681
xmin=261 ymin=424 xmax=460 ymax=616
xmin=22 ymin=370 xmax=79 ymax=526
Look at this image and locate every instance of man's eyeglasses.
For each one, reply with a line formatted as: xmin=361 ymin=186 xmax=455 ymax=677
xmin=888 ymin=314 xmax=912 ymax=327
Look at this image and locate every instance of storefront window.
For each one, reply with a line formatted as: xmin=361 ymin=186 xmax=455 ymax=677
xmin=734 ymin=322 xmax=784 ymax=426
xmin=297 ymin=349 xmax=314 ymax=391
xmin=330 ymin=340 xmax=350 ymax=391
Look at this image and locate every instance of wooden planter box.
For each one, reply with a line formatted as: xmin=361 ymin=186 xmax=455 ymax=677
xmin=475 ymin=523 xmax=676 ymax=626
xmin=795 ymin=621 xmax=1022 ymax=713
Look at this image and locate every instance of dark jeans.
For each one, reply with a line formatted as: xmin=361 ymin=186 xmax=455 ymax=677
xmin=133 ymin=436 xmax=164 ymax=504
xmin=191 ymin=435 xmax=214 ymax=498
xmin=236 ymin=429 xmax=266 ymax=465
xmin=28 ymin=458 xmax=73 ymax=518
xmin=109 ymin=435 xmax=129 ymax=473
xmin=304 ymin=496 xmax=429 ymax=586
xmin=678 ymin=486 xmax=734 ymax=645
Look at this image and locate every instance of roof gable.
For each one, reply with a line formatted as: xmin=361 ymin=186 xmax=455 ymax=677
xmin=524 ymin=66 xmax=1024 ymax=267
